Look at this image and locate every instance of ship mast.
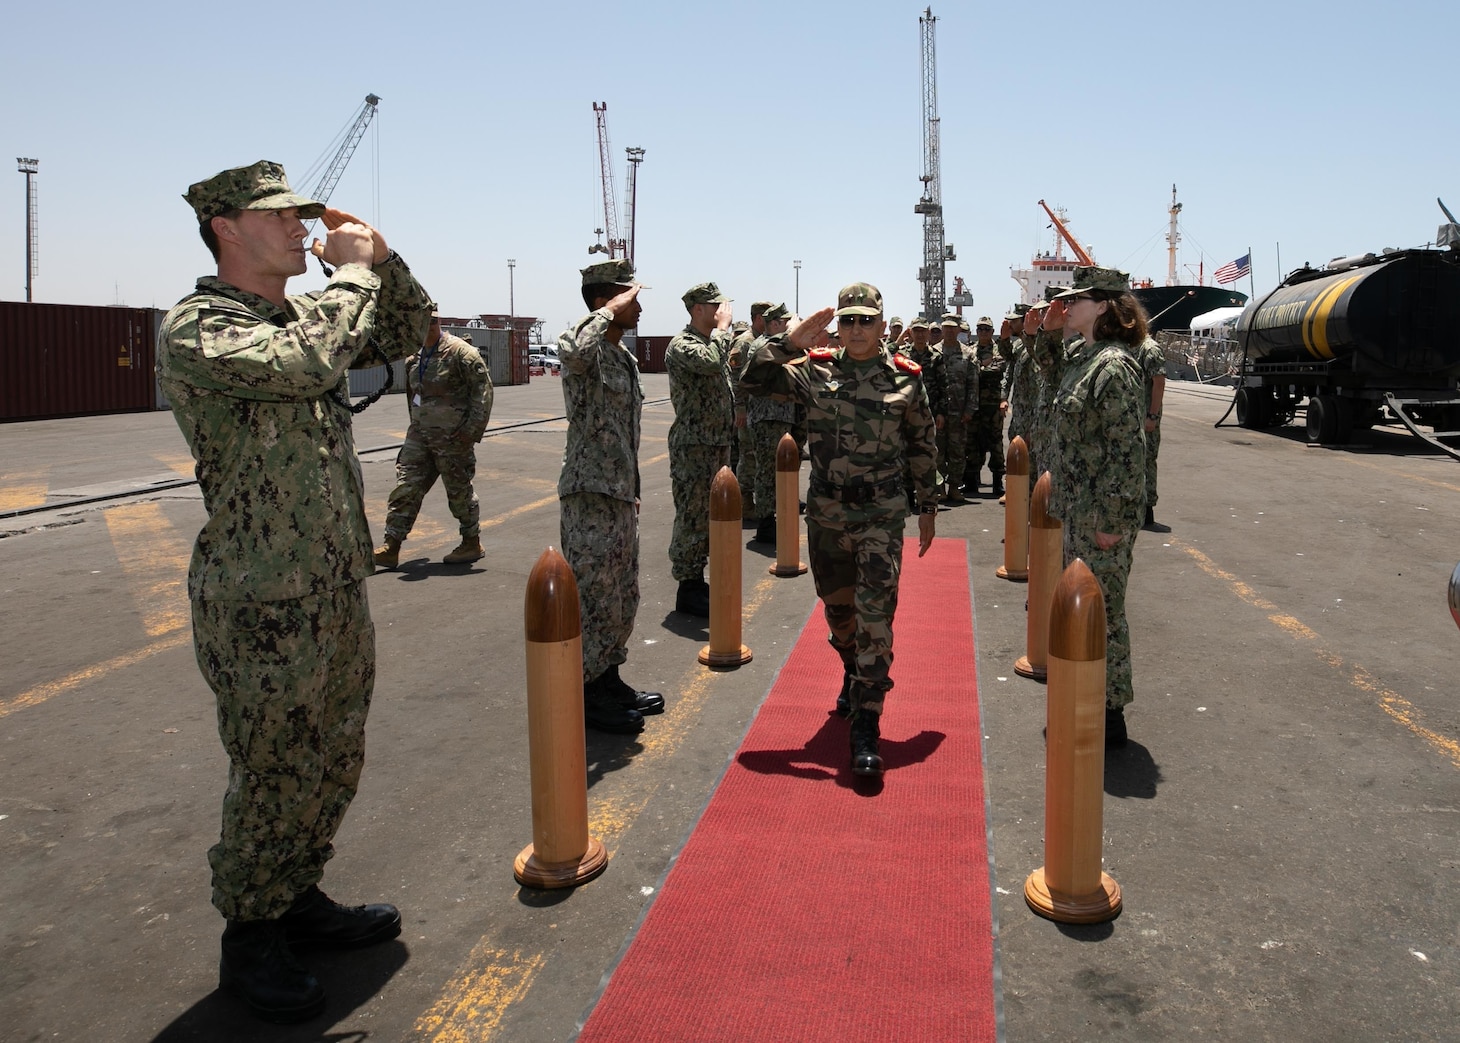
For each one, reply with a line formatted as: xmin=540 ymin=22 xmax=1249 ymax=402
xmin=1166 ymin=183 xmax=1182 ymax=287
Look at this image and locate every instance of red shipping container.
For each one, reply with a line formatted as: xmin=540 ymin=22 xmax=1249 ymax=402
xmin=0 ymin=301 xmax=162 ymax=421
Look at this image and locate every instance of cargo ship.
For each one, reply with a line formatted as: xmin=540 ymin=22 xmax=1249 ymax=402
xmin=1009 ymin=188 xmax=1246 ymax=331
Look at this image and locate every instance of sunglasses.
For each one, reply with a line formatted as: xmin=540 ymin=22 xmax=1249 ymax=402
xmin=837 ymin=315 xmax=879 ymax=327
xmin=1064 ymin=294 xmax=1096 ymax=303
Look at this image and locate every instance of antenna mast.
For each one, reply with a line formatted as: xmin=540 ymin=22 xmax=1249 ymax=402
xmin=914 ymin=9 xmax=950 ymax=321
xmin=1165 ymin=183 xmax=1183 ymax=287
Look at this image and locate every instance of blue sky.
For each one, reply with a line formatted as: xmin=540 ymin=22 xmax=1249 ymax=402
xmin=3 ymin=1 xmax=1456 ymax=340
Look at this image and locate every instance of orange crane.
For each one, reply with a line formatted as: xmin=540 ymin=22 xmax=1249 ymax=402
xmin=1037 ymin=199 xmax=1095 ymax=266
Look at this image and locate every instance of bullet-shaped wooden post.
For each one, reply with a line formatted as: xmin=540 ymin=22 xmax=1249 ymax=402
xmin=515 ymin=547 xmax=608 ymax=889
xmin=1449 ymin=561 xmax=1460 ymax=631
xmin=700 ymin=466 xmax=753 ymax=667
xmin=771 ymin=432 xmax=807 ymax=577
xmin=1016 ymin=471 xmax=1062 ymax=682
xmin=1025 ymin=558 xmax=1122 ymax=924
xmin=997 ymin=436 xmax=1030 ymax=582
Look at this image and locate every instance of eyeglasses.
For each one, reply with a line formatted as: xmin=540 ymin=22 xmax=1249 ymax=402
xmin=1064 ymin=294 xmax=1096 ymax=304
xmin=837 ymin=315 xmax=879 ymax=327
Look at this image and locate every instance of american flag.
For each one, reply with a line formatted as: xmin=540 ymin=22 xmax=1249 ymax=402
xmin=1214 ymin=253 xmax=1251 ymax=284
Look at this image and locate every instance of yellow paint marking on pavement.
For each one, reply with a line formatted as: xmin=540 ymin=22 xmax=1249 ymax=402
xmin=0 ymin=467 xmax=50 ymax=512
xmin=156 ymin=452 xmax=198 ymax=478
xmin=1342 ymin=456 xmax=1460 ymax=495
xmin=104 ymin=502 xmax=192 ymax=637
xmin=0 ymin=631 xmax=192 ymax=719
xmin=1176 ymin=539 xmax=1457 ymax=769
xmin=413 ymin=947 xmax=546 ymax=1042
xmin=481 ymin=495 xmax=558 ymax=531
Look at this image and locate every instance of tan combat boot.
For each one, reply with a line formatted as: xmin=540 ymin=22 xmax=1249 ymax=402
xmin=373 ymin=535 xmax=401 ymax=569
xmin=442 ymin=535 xmax=484 ymax=565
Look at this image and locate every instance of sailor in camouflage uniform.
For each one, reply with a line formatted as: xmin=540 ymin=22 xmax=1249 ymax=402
xmin=157 ymin=161 xmax=432 ymax=1022
xmin=742 ymin=283 xmax=939 ymax=778
xmin=374 ymin=310 xmax=492 ymax=567
xmin=1136 ymin=335 xmax=1171 ymax=532
xmin=665 ymin=282 xmax=736 ymax=617
xmin=729 ymin=302 xmax=773 ymax=521
xmin=746 ymin=302 xmax=798 ymax=544
xmin=967 ymin=317 xmax=1008 ymax=498
xmin=1046 ymin=267 xmax=1148 ymax=748
xmin=898 ymin=318 xmax=947 ymax=502
xmin=1026 ymin=295 xmax=1069 ymax=482
xmin=557 ymin=259 xmax=665 ymax=735
xmin=1002 ymin=306 xmax=1037 ymax=450
xmin=933 ymin=315 xmax=976 ymax=503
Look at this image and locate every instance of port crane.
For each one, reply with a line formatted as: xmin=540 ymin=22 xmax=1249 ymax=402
xmin=1037 ymin=199 xmax=1095 ymax=266
xmin=915 ymin=8 xmax=954 ymax=321
xmin=298 ymin=94 xmax=380 ymax=242
xmin=589 ymin=103 xmax=644 ymax=263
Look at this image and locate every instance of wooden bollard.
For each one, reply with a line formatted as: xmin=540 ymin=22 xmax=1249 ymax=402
xmin=996 ymin=436 xmax=1030 ymax=582
xmin=1450 ymin=561 xmax=1460 ymax=631
xmin=515 ymin=547 xmax=608 ymax=889
xmin=1015 ymin=472 xmax=1061 ymax=681
xmin=770 ymin=432 xmax=807 ymax=577
xmin=1025 ymin=558 xmax=1122 ymax=924
xmin=699 ymin=466 xmax=753 ymax=667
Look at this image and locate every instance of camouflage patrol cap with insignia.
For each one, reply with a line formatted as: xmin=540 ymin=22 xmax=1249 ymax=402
xmin=939 ymin=312 xmax=961 ymax=326
xmin=1033 ymin=288 xmax=1065 ymax=308
xmin=683 ymin=281 xmax=732 ymax=306
xmin=581 ymin=258 xmax=645 ymax=288
xmin=888 ymin=315 xmax=904 ymax=328
xmin=1055 ymin=265 xmax=1130 ymax=298
xmin=750 ymin=300 xmax=776 ymax=317
xmin=835 ymin=282 xmax=883 ymax=316
xmin=184 ymin=160 xmax=325 ymax=223
xmin=763 ymin=302 xmax=792 ymax=322
xmin=976 ymin=315 xmax=995 ymax=329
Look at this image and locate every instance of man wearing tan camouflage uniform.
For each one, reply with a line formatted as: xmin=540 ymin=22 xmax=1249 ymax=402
xmin=934 ymin=314 xmax=976 ymax=503
xmin=374 ymin=311 xmax=492 ymax=567
xmin=967 ymin=317 xmax=1008 ymax=498
xmin=158 ymin=160 xmax=432 ymax=1023
xmin=729 ymin=302 xmax=773 ymax=521
xmin=745 ymin=302 xmax=797 ymax=543
xmin=665 ymin=282 xmax=736 ymax=617
xmin=742 ymin=283 xmax=938 ymax=778
xmin=557 ymin=259 xmax=665 ymax=735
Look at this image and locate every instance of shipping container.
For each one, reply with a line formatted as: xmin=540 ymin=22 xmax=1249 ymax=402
xmin=634 ymin=335 xmax=671 ymax=373
xmin=0 ymin=302 xmax=166 ymax=421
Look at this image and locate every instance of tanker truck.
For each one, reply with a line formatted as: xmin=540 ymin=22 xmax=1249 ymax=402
xmin=1233 ymin=214 xmax=1460 ymax=455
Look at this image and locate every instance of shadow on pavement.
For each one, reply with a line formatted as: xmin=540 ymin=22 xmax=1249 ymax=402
xmin=1104 ymin=740 xmax=1162 ymax=799
xmin=150 ymin=941 xmax=408 ymax=1043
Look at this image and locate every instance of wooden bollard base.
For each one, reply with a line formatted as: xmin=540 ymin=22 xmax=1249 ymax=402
xmin=996 ymin=564 xmax=1029 ymax=582
xmin=769 ymin=561 xmax=807 ymax=577
xmin=698 ymin=644 xmax=753 ymax=667
xmin=514 ymin=837 xmax=608 ymax=890
xmin=1013 ymin=655 xmax=1047 ymax=681
xmin=1023 ymin=866 xmax=1122 ymax=924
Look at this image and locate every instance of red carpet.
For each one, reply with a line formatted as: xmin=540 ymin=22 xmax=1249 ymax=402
xmin=578 ymin=539 xmax=998 ymax=1042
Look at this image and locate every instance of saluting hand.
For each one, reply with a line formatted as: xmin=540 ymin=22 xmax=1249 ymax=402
xmin=789 ymin=308 xmax=836 ymax=350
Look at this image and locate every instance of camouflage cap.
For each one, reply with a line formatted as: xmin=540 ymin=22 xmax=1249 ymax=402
xmin=581 ymin=258 xmax=644 ymax=289
xmin=975 ymin=315 xmax=995 ymax=329
xmin=1032 ymin=287 xmax=1066 ymax=308
xmin=888 ymin=315 xmax=904 ymax=327
xmin=682 ymin=281 xmax=732 ymax=306
xmin=1055 ymin=265 xmax=1130 ymax=298
xmin=939 ymin=312 xmax=961 ymax=326
xmin=184 ymin=160 xmax=325 ymax=223
xmin=835 ymin=282 xmax=883 ymax=317
xmin=907 ymin=317 xmax=929 ymax=331
xmin=750 ymin=300 xmax=776 ymax=317
xmin=763 ymin=302 xmax=792 ymax=322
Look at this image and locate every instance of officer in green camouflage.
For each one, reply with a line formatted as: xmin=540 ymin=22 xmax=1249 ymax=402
xmin=742 ymin=283 xmax=939 ymax=778
xmin=1136 ymin=335 xmax=1171 ymax=532
xmin=1047 ymin=267 xmax=1148 ymax=747
xmin=967 ymin=317 xmax=1008 ymax=498
xmin=374 ymin=309 xmax=493 ymax=567
xmin=746 ymin=302 xmax=797 ymax=544
xmin=158 ymin=160 xmax=433 ymax=1022
xmin=665 ymin=282 xmax=736 ymax=617
xmin=729 ymin=302 xmax=774 ymax=521
xmin=557 ymin=259 xmax=665 ymax=735
xmin=934 ymin=315 xmax=976 ymax=503
xmin=899 ymin=318 xmax=949 ymax=502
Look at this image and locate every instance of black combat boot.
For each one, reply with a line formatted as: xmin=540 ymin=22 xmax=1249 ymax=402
xmin=753 ymin=514 xmax=777 ymax=545
xmin=991 ymin=474 xmax=1004 ymax=498
xmin=1106 ymin=705 xmax=1128 ymax=748
xmin=834 ymin=646 xmax=855 ymax=717
xmin=675 ymin=578 xmax=711 ymax=618
xmin=605 ymin=663 xmax=664 ymax=715
xmin=850 ymin=711 xmax=883 ymax=776
xmin=584 ymin=672 xmax=646 ymax=734
xmin=219 ymin=918 xmax=326 ymax=1023
xmin=281 ymin=885 xmax=401 ymax=949
xmin=1142 ymin=507 xmax=1171 ymax=533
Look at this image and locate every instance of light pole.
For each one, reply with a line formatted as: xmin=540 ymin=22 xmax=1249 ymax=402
xmin=18 ymin=158 xmax=38 ymax=303
xmin=793 ymin=259 xmax=801 ymax=314
xmin=507 ymin=258 xmax=516 ymax=355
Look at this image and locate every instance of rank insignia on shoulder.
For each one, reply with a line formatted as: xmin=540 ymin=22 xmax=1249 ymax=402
xmin=893 ymin=354 xmax=922 ymax=374
xmin=809 ymin=347 xmax=837 ymax=361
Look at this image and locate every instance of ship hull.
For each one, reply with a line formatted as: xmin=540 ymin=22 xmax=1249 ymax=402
xmin=1134 ymin=285 xmax=1249 ymax=331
